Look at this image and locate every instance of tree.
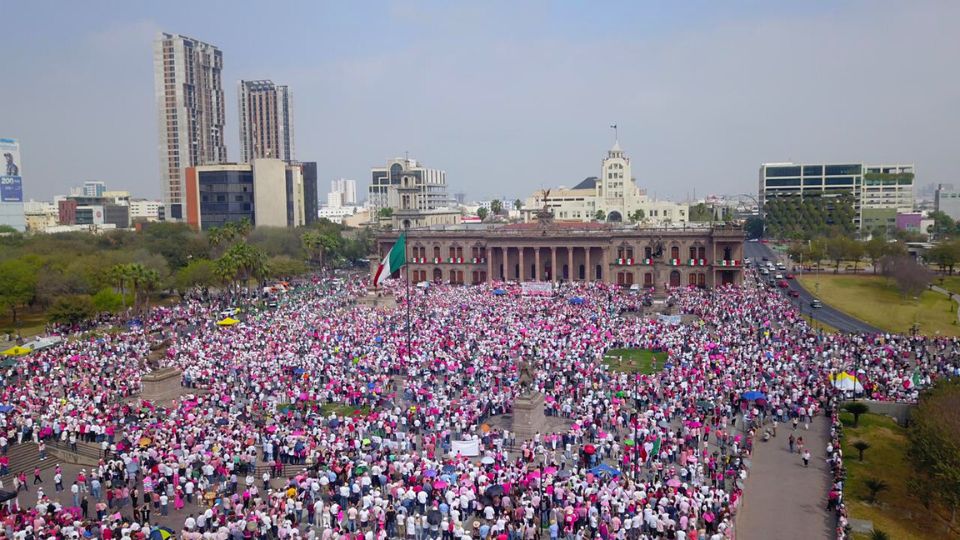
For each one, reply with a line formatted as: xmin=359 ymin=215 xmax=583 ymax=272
xmin=865 ymin=237 xmax=890 ymax=274
xmin=174 ymin=259 xmax=217 ymax=293
xmin=843 ymin=402 xmax=870 ymax=427
xmin=0 ymin=258 xmax=38 ymax=324
xmin=869 ymin=530 xmax=890 ymax=540
xmin=47 ymin=295 xmax=94 ymax=326
xmin=490 ymin=200 xmax=504 ymax=215
xmin=847 ymin=240 xmax=865 ymax=272
xmin=852 ymin=440 xmax=871 ymax=462
xmin=216 ymin=242 xmax=269 ymax=288
xmin=745 ymin=217 xmax=764 ymax=239
xmin=863 ymin=478 xmax=889 ymax=503
xmin=377 ymin=207 xmax=393 ymax=220
xmin=267 ymin=256 xmax=307 ymax=278
xmin=825 ymin=236 xmax=851 ymax=273
xmin=513 ymin=199 xmax=523 ymax=211
xmin=928 ymin=240 xmax=960 ymax=275
xmin=629 ymin=209 xmax=645 ymax=223
xmin=476 ymin=207 xmax=489 ymax=221
xmin=908 ymin=378 xmax=960 ymax=523
xmin=688 ymin=203 xmax=713 ymax=222
xmin=92 ymin=288 xmax=125 ymax=313
xmin=880 ymin=255 xmax=932 ymax=298
xmin=302 ymin=230 xmax=343 ymax=267
xmin=595 ymin=210 xmax=606 ymax=221
xmin=928 ymin=210 xmax=956 ymax=239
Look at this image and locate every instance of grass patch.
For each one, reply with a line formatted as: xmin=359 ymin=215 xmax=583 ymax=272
xmin=841 ymin=412 xmax=944 ymax=540
xmin=798 ymin=274 xmax=960 ymax=336
xmin=0 ymin=309 xmax=48 ymax=340
xmin=603 ymin=348 xmax=667 ymax=374
xmin=319 ymin=403 xmax=370 ymax=416
xmin=935 ymin=276 xmax=960 ymax=297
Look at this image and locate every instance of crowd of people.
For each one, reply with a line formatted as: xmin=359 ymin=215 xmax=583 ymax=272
xmin=0 ymin=265 xmax=958 ymax=540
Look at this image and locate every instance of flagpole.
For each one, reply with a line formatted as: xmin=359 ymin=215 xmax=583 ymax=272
xmin=404 ymin=226 xmax=411 ymax=365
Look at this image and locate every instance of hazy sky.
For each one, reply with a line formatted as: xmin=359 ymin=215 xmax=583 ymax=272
xmin=4 ymin=1 xmax=958 ymax=202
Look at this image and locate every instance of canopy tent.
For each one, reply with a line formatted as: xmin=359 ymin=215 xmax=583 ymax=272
xmin=25 ymin=336 xmax=62 ymax=351
xmin=216 ymin=317 xmax=240 ymax=327
xmin=830 ymin=372 xmax=864 ymax=392
xmin=492 ymin=289 xmax=507 ymax=296
xmin=741 ymin=391 xmax=766 ymax=401
xmin=568 ymin=297 xmax=585 ymax=305
xmin=0 ymin=345 xmax=31 ymax=357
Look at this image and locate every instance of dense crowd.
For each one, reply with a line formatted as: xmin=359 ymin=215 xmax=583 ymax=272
xmin=1 ymin=267 xmax=958 ymax=540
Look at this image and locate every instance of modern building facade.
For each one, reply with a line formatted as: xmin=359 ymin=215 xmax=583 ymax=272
xmin=369 ymin=157 xmax=458 ymax=229
xmin=153 ymin=33 xmax=227 ymax=221
xmin=238 ymin=80 xmax=294 ymax=162
xmin=300 ymin=162 xmax=318 ymax=225
xmin=184 ymin=159 xmax=306 ymax=230
xmin=523 ymin=143 xmax=688 ymax=225
xmin=935 ymin=184 xmax=960 ymax=220
xmin=57 ymin=196 xmax=130 ymax=229
xmin=330 ymin=178 xmax=357 ymax=206
xmin=759 ymin=162 xmax=915 ymax=231
xmin=375 ymin=222 xmax=745 ymax=288
xmin=82 ymin=181 xmax=106 ymax=198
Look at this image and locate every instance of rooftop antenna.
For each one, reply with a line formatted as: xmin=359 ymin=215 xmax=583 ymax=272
xmin=610 ymin=123 xmax=618 ymax=144
xmin=404 ymin=150 xmax=409 ymax=161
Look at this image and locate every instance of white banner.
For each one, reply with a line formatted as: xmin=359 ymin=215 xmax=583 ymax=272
xmin=520 ymin=282 xmax=552 ymax=296
xmin=450 ymin=439 xmax=480 ymax=457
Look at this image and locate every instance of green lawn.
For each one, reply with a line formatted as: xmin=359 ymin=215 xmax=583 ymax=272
xmin=603 ymin=348 xmax=667 ymax=374
xmin=841 ymin=412 xmax=944 ymax=540
xmin=0 ymin=309 xmax=47 ymax=340
xmin=935 ymin=276 xmax=960 ymax=297
xmin=798 ymin=274 xmax=960 ymax=336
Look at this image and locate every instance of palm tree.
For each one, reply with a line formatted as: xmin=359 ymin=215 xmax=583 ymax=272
xmin=869 ymin=529 xmax=890 ymax=540
xmin=109 ymin=264 xmax=132 ymax=309
xmin=852 ymin=440 xmax=871 ymax=461
xmin=513 ymin=199 xmax=523 ymax=211
xmin=843 ymin=402 xmax=869 ymax=427
xmin=864 ymin=478 xmax=888 ymax=503
xmin=490 ymin=200 xmax=503 ymax=215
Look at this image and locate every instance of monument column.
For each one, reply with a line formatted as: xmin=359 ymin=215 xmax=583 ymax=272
xmin=585 ymin=247 xmax=592 ymax=281
xmin=551 ymin=247 xmax=558 ymax=283
xmin=518 ymin=247 xmax=525 ymax=281
xmin=535 ymin=248 xmax=542 ymax=281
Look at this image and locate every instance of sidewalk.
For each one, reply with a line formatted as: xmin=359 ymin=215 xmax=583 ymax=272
xmin=736 ymin=416 xmax=833 ymax=540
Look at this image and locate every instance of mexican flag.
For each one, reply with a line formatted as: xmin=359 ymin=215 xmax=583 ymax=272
xmin=374 ymin=233 xmax=406 ymax=287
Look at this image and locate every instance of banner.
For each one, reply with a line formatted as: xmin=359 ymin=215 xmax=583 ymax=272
xmin=0 ymin=139 xmax=21 ymax=203
xmin=658 ymin=314 xmax=682 ymax=325
xmin=450 ymin=439 xmax=480 ymax=457
xmin=521 ymin=282 xmax=552 ymax=296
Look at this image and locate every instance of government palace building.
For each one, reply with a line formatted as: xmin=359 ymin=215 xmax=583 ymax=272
xmin=375 ymin=221 xmax=745 ymax=289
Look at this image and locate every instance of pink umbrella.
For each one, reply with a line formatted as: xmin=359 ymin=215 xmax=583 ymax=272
xmin=433 ymin=480 xmax=448 ymax=489
xmin=667 ymin=478 xmax=682 ymax=488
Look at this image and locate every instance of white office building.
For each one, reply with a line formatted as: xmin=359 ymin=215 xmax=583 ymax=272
xmin=153 ymin=33 xmax=227 ymax=221
xmin=330 ymin=178 xmax=357 ymax=206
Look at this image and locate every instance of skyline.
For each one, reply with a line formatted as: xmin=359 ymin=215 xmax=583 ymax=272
xmin=3 ymin=0 xmax=958 ymax=203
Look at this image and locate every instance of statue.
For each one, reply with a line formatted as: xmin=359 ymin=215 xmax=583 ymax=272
xmin=517 ymin=357 xmax=537 ymax=395
xmin=534 ymin=189 xmax=554 ymax=225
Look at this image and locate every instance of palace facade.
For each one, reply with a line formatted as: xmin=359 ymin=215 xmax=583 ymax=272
xmin=375 ymin=222 xmax=745 ymax=289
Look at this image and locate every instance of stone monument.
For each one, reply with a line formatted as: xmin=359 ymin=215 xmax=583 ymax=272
xmin=511 ymin=357 xmax=547 ymax=443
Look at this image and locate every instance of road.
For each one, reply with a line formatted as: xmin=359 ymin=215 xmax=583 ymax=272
xmin=743 ymin=242 xmax=881 ymax=334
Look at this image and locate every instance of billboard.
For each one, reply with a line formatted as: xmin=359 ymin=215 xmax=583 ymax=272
xmin=0 ymin=138 xmax=22 ymax=203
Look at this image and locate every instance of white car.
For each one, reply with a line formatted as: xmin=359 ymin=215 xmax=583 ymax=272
xmin=774 ymin=273 xmax=784 ymax=280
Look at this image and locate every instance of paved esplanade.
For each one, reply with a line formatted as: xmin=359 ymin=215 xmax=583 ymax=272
xmin=736 ymin=416 xmax=833 ymax=540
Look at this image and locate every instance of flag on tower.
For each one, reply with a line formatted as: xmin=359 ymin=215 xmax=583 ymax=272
xmin=373 ymin=233 xmax=406 ymax=287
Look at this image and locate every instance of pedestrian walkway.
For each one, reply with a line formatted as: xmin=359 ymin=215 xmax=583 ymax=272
xmin=736 ymin=416 xmax=833 ymax=540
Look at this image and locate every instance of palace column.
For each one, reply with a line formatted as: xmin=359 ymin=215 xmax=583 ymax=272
xmin=551 ymin=247 xmax=558 ymax=283
xmin=602 ymin=247 xmax=609 ymax=283
xmin=535 ymin=248 xmax=542 ymax=281
xmin=487 ymin=247 xmax=494 ymax=284
xmin=585 ymin=247 xmax=592 ymax=281
xmin=518 ymin=247 xmax=525 ymax=281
